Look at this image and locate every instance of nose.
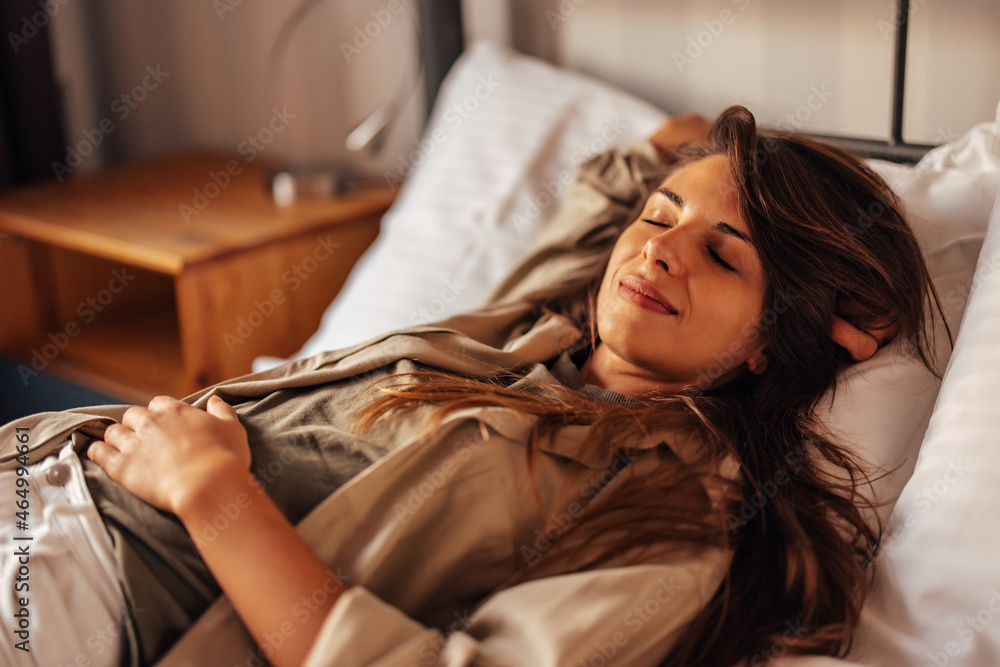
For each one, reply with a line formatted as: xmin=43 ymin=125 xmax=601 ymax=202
xmin=642 ymin=229 xmax=685 ymax=277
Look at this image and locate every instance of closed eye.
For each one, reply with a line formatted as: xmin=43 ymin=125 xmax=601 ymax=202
xmin=645 ymin=218 xmax=737 ymax=272
xmin=643 ymin=218 xmax=672 ymax=229
xmin=708 ymin=247 xmax=736 ymax=272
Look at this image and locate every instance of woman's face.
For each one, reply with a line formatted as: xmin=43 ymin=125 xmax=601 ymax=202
xmin=593 ymin=155 xmax=769 ymax=391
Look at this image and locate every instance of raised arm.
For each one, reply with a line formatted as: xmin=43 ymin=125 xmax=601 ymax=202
xmin=648 ymin=113 xmax=711 ymax=159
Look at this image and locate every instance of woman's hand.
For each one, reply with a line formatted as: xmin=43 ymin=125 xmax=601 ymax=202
xmin=831 ymin=315 xmax=898 ymax=361
xmin=831 ymin=297 xmax=900 ymax=361
xmin=88 ymin=395 xmax=250 ymax=516
xmin=92 ymin=395 xmax=342 ymax=667
xmin=92 ymin=395 xmax=345 ymax=667
xmin=649 ymin=113 xmax=712 ymax=158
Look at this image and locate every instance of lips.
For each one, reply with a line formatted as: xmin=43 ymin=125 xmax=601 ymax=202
xmin=617 ymin=275 xmax=678 ymax=315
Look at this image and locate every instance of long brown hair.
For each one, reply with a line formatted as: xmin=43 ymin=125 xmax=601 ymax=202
xmin=357 ymin=106 xmax=944 ymax=665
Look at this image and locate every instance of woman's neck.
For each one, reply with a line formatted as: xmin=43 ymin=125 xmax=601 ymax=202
xmin=580 ymin=344 xmax=687 ymax=398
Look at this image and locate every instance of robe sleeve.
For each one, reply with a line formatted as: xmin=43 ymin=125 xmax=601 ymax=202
xmin=304 ymin=558 xmax=728 ymax=667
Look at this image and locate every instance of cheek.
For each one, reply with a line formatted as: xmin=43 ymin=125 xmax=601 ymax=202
xmin=697 ymin=283 xmax=765 ymax=334
xmin=612 ymin=224 xmax=649 ymax=258
xmin=730 ymin=296 xmax=767 ymax=345
xmin=600 ymin=236 xmax=639 ymax=292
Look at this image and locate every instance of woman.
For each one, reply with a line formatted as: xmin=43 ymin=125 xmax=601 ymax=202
xmin=2 ymin=106 xmax=941 ymax=666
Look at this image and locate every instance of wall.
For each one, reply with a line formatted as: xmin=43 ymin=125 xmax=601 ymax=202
xmin=47 ymin=0 xmax=1000 ymax=179
xmin=512 ymin=0 xmax=1000 ymax=145
xmin=49 ymin=0 xmax=425 ymax=176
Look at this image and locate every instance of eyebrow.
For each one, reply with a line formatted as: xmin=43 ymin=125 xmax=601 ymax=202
xmin=656 ymin=187 xmax=752 ymax=245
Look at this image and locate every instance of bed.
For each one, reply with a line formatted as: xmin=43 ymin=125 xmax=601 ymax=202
xmin=251 ymin=4 xmax=1000 ymax=663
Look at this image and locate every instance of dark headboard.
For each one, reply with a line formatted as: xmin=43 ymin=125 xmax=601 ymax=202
xmin=417 ymin=0 xmax=465 ymax=117
xmin=416 ymin=0 xmax=934 ymax=165
xmin=815 ymin=0 xmax=934 ymax=163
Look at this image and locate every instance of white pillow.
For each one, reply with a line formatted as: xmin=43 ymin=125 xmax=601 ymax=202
xmin=776 ymin=181 xmax=1000 ymax=667
xmin=776 ymin=105 xmax=1000 ymax=666
xmin=253 ymin=42 xmax=666 ymax=371
xmin=816 ymin=107 xmax=1000 ymax=529
xmin=846 ymin=113 xmax=1000 ymax=666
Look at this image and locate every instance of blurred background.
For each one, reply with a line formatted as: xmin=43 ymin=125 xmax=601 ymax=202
xmin=5 ymin=0 xmax=998 ymax=185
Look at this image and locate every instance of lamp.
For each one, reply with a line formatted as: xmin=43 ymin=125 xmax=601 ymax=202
xmin=264 ymin=0 xmax=426 ymax=205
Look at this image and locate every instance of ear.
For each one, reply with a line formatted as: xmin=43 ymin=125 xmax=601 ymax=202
xmin=746 ymin=350 xmax=769 ymax=375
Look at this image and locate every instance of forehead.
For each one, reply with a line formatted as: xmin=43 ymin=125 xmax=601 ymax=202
xmin=659 ymin=154 xmax=738 ymax=199
xmin=653 ymin=155 xmax=746 ymax=230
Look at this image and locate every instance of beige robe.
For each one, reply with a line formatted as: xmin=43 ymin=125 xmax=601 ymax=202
xmin=0 ymin=142 xmax=738 ymax=666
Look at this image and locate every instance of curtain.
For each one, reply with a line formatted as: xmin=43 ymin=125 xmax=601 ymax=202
xmin=0 ymin=0 xmax=65 ymax=190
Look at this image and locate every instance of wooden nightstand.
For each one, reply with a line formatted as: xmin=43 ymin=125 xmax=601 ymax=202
xmin=0 ymin=154 xmax=394 ymax=403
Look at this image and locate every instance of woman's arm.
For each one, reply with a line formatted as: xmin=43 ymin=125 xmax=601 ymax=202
xmin=299 ymin=554 xmax=728 ymax=666
xmin=88 ymin=395 xmax=342 ymax=667
xmin=648 ymin=113 xmax=711 ymax=159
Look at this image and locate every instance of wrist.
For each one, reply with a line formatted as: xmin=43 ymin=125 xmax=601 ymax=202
xmin=171 ymin=454 xmax=256 ymax=525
